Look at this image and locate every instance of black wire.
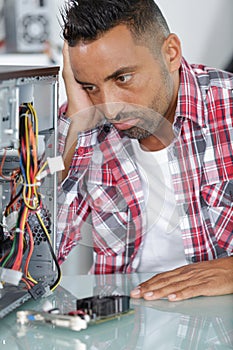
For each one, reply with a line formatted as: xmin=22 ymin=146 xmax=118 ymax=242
xmin=5 ymin=187 xmax=23 ymax=215
xmin=40 ymin=223 xmax=62 ymax=290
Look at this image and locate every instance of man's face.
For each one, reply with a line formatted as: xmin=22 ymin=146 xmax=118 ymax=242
xmin=69 ymin=25 xmax=179 ymax=146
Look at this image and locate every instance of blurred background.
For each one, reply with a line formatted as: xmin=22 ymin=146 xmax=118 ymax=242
xmin=0 ymin=0 xmax=233 ymax=106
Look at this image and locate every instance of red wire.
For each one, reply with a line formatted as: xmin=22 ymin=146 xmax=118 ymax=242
xmin=23 ymin=221 xmax=35 ymax=277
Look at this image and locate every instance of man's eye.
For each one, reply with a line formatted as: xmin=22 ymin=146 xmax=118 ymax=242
xmin=117 ymin=74 xmax=132 ymax=83
xmin=82 ymin=85 xmax=96 ymax=92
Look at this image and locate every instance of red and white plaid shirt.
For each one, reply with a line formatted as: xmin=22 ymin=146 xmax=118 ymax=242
xmin=57 ymin=58 xmax=233 ymax=273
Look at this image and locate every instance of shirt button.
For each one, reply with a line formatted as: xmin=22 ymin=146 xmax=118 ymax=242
xmin=95 ymin=199 xmax=102 ymax=206
xmin=103 ymin=124 xmax=111 ymax=133
xmin=77 ymin=147 xmax=85 ymax=156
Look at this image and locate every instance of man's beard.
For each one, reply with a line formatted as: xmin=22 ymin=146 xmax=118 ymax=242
xmin=122 ymin=124 xmax=153 ymax=140
xmin=122 ymin=126 xmax=151 ymax=140
xmin=115 ymin=107 xmax=165 ymax=140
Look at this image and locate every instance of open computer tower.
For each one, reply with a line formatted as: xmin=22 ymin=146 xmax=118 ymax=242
xmin=0 ymin=65 xmax=60 ymax=289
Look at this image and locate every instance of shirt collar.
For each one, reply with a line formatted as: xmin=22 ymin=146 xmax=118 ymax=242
xmin=175 ymin=57 xmax=206 ymax=129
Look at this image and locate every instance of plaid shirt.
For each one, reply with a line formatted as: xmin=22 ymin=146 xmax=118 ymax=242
xmin=57 ymin=57 xmax=233 ymax=273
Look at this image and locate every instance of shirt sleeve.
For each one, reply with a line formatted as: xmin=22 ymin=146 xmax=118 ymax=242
xmin=58 ymin=102 xmax=71 ymax=156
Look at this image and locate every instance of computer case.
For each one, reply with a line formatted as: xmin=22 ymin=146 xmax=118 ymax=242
xmin=0 ymin=65 xmax=59 ymax=284
xmin=4 ymin=0 xmax=50 ymax=53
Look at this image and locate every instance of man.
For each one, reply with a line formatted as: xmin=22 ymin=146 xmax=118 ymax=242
xmin=57 ymin=0 xmax=233 ymax=301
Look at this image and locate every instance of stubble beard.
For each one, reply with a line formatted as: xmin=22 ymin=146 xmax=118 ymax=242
xmin=123 ymin=123 xmax=155 ymax=140
xmin=120 ymin=103 xmax=165 ymax=140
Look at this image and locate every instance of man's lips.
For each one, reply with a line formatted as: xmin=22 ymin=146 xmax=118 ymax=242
xmin=112 ymin=118 xmax=140 ymax=130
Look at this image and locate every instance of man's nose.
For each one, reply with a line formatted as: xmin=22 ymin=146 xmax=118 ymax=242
xmin=100 ymin=101 xmax=125 ymax=120
xmin=95 ymin=89 xmax=125 ymax=120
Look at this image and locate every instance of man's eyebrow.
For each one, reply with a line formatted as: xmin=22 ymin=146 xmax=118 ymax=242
xmin=74 ymin=66 xmax=138 ymax=85
xmin=104 ymin=66 xmax=138 ymax=82
xmin=74 ymin=77 xmax=91 ymax=85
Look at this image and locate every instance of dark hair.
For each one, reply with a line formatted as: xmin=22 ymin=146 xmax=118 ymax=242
xmin=61 ymin=0 xmax=170 ymax=49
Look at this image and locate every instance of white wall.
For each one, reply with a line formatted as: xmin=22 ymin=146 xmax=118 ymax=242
xmin=156 ymin=0 xmax=233 ymax=69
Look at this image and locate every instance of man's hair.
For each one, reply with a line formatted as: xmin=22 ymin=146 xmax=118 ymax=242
xmin=61 ymin=0 xmax=170 ymax=49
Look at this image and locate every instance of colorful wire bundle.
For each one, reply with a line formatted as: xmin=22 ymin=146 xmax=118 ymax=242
xmin=0 ymin=103 xmax=61 ymax=292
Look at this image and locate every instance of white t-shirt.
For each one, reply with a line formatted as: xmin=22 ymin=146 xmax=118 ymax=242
xmin=131 ymin=140 xmax=187 ymax=272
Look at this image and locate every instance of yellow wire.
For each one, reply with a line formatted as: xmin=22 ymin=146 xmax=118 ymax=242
xmin=36 ymin=211 xmax=51 ymax=244
xmin=36 ymin=160 xmax=48 ymax=177
xmin=20 ymin=103 xmax=61 ymax=292
xmin=51 ymin=273 xmax=62 ymax=292
xmin=22 ymin=108 xmax=39 ymax=210
xmin=29 ymin=103 xmax=49 ymax=179
xmin=36 ymin=211 xmax=62 ymax=292
xmin=28 ymin=103 xmax=39 ymax=147
xmin=26 ymin=273 xmax=38 ymax=285
xmin=24 ymin=113 xmax=32 ymax=195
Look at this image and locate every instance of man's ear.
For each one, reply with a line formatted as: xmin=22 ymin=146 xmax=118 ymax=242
xmin=162 ymin=33 xmax=182 ymax=72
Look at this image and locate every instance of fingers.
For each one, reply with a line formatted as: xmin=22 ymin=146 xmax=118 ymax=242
xmin=62 ymin=41 xmax=74 ymax=81
xmin=62 ymin=40 xmax=68 ymax=59
xmin=131 ymin=280 xmax=206 ymax=302
xmin=62 ymin=41 xmax=71 ymax=69
xmin=130 ymin=267 xmax=195 ymax=301
xmin=61 ymin=40 xmax=93 ymax=117
xmin=130 ymin=258 xmax=233 ymax=302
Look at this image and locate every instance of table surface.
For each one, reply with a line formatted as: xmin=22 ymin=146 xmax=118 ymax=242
xmin=0 ymin=273 xmax=232 ymax=350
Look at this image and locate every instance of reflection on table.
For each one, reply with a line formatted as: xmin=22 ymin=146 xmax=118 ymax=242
xmin=0 ymin=273 xmax=232 ymax=350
